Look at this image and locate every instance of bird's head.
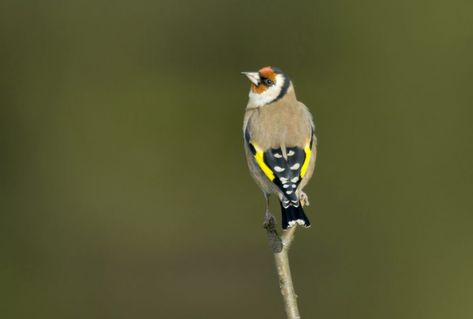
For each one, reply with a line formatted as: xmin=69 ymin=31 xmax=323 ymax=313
xmin=242 ymin=66 xmax=292 ymax=107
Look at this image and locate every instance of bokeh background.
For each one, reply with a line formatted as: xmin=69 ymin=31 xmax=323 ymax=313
xmin=1 ymin=0 xmax=472 ymax=318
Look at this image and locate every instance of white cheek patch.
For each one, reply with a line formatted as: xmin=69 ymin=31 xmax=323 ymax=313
xmin=248 ymin=74 xmax=286 ymax=106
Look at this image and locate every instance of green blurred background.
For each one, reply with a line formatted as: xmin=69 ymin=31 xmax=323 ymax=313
xmin=1 ymin=0 xmax=472 ymax=318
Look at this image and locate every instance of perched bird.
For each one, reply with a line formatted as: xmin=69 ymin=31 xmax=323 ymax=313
xmin=242 ymin=66 xmax=317 ymax=229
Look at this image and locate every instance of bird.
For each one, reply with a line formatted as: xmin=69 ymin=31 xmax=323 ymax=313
xmin=242 ymin=66 xmax=317 ymax=230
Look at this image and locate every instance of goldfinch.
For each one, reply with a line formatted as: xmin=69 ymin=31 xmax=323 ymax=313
xmin=242 ymin=66 xmax=317 ymax=229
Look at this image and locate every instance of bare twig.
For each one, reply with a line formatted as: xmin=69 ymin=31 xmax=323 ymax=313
xmin=264 ymin=219 xmax=301 ymax=319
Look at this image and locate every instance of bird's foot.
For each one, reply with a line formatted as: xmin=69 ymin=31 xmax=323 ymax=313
xmin=263 ymin=211 xmax=277 ymax=231
xmin=263 ymin=211 xmax=283 ymax=253
xmin=300 ymin=191 xmax=310 ymax=207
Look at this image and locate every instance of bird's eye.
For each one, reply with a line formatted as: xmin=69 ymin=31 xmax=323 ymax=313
xmin=263 ymin=78 xmax=274 ymax=86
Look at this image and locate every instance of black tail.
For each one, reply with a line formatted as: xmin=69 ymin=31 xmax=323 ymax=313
xmin=280 ymin=202 xmax=311 ymax=229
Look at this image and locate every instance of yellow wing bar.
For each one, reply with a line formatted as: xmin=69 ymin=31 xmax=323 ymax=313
xmin=253 ymin=144 xmax=275 ymax=181
xmin=300 ymin=144 xmax=312 ymax=178
xmin=251 ymin=141 xmax=312 ymax=181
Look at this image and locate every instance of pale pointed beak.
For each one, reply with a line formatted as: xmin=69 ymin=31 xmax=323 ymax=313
xmin=241 ymin=72 xmax=260 ymax=86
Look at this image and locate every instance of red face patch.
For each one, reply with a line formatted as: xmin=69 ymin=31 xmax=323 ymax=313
xmin=258 ymin=66 xmax=276 ymax=81
xmin=251 ymin=83 xmax=267 ymax=94
xmin=250 ymin=66 xmax=276 ymax=94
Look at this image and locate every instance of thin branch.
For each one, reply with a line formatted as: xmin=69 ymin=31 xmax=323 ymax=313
xmin=264 ymin=219 xmax=301 ymax=319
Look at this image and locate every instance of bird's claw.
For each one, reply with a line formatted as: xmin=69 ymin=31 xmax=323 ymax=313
xmin=263 ymin=211 xmax=277 ymax=231
xmin=300 ymin=191 xmax=310 ymax=207
xmin=263 ymin=211 xmax=283 ymax=253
